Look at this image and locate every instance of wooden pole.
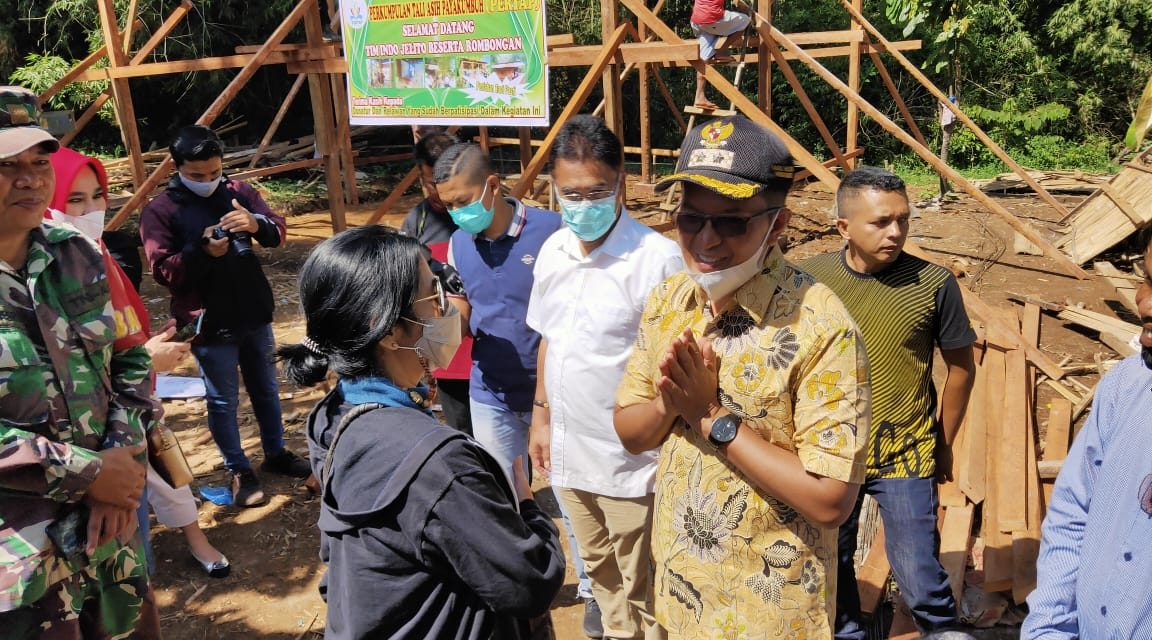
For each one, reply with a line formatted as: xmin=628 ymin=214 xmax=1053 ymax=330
xmin=621 ymin=0 xmax=840 ymax=189
xmin=757 ymin=0 xmax=772 ymax=114
xmin=106 ymin=0 xmax=312 ymax=230
xmin=248 ymin=74 xmax=306 ymax=169
xmin=519 ymin=128 xmax=533 ymax=174
xmin=863 ymin=33 xmax=928 ymax=148
xmin=763 ymin=36 xmax=848 ymax=168
xmin=96 ymin=0 xmax=146 ymax=191
xmin=651 ymin=66 xmax=688 ymax=132
xmin=301 ymin=0 xmax=346 ymax=231
xmin=845 ymin=0 xmax=862 ymax=169
xmin=760 ymin=18 xmax=1089 ymax=278
xmin=121 ymin=0 xmax=140 ymax=51
xmin=839 ymin=0 xmax=1071 ymax=218
xmin=510 ymin=25 xmax=631 ymax=199
xmin=329 ymin=72 xmax=359 ymax=205
xmin=600 ymin=0 xmax=624 ymax=136
xmin=60 ymin=1 xmax=193 ymax=148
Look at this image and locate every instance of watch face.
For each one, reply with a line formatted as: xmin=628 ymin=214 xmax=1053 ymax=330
xmin=710 ymin=415 xmax=740 ymax=445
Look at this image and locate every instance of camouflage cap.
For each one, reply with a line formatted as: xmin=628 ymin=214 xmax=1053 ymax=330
xmin=0 ymin=86 xmax=60 ymax=159
xmin=656 ymin=114 xmax=794 ymax=199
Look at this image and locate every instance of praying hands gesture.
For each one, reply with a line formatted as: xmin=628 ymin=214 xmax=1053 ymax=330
xmin=657 ymin=328 xmax=722 ymax=432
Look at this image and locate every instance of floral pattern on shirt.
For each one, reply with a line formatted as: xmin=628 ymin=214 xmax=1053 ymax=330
xmin=617 ymin=248 xmax=870 ymax=639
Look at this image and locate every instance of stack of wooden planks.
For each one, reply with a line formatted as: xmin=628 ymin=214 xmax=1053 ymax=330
xmin=1054 ymin=146 xmax=1152 ymax=264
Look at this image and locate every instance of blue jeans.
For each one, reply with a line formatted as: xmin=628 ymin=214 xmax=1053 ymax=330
xmin=836 ymin=477 xmax=957 ymax=639
xmin=469 ymin=399 xmax=594 ymax=599
xmin=192 ymin=324 xmax=286 ymax=473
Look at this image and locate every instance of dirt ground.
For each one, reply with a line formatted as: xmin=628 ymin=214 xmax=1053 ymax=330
xmin=142 ymin=179 xmax=1130 ymax=639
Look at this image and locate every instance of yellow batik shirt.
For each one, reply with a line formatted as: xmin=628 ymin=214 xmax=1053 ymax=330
xmin=617 ymin=247 xmax=870 ymax=639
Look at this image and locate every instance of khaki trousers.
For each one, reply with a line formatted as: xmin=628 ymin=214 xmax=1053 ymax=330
xmin=555 ymin=488 xmax=664 ymax=640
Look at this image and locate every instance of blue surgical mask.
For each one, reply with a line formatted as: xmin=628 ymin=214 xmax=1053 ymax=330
xmin=179 ymin=173 xmax=222 ymax=198
xmin=449 ymin=182 xmax=495 ymax=235
xmin=558 ymin=192 xmax=619 ymax=242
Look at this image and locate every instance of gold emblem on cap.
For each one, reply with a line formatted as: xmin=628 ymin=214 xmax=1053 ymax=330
xmin=699 ymin=120 xmax=734 ymax=149
xmin=9 ymin=105 xmax=32 ymax=126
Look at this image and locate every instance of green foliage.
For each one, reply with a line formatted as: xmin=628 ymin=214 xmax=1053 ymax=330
xmin=8 ymin=52 xmax=112 ymax=121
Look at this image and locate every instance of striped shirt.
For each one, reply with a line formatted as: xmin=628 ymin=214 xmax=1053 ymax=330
xmin=801 ymin=250 xmax=975 ymax=479
xmin=1023 ymin=354 xmax=1152 ymax=639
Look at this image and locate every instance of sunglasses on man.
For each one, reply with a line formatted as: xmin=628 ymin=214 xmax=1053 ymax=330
xmin=673 ymin=205 xmax=786 ymax=238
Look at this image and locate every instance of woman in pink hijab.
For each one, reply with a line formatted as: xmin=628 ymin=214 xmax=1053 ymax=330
xmin=49 ymin=147 xmax=231 ymax=578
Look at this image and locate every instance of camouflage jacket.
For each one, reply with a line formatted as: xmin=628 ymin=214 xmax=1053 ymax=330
xmin=0 ymin=221 xmax=157 ymax=612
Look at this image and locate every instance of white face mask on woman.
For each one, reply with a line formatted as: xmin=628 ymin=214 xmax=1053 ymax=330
xmin=400 ymin=303 xmax=463 ymax=370
xmin=49 ymin=209 xmax=106 ymax=242
xmin=685 ymin=211 xmax=781 ymax=302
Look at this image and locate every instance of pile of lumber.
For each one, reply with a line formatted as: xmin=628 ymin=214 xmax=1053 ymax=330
xmin=1054 ymin=147 xmax=1152 ymax=263
xmin=976 ymin=170 xmax=1109 ymax=195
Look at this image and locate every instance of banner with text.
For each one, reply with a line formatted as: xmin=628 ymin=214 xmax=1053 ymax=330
xmin=340 ymin=0 xmax=549 ymax=126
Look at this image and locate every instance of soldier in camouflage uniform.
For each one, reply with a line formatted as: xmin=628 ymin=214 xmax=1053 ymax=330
xmin=0 ymin=87 xmax=161 ymax=638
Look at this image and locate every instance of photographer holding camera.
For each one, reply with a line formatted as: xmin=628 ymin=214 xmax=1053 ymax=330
xmin=141 ymin=125 xmax=310 ymax=508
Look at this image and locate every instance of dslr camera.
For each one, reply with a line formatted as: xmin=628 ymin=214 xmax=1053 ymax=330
xmin=210 ymin=225 xmax=254 ymax=258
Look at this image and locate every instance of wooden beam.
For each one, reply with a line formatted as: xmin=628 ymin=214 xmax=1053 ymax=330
xmin=60 ymin=1 xmax=193 ymax=148
xmin=757 ymin=0 xmax=773 ymax=114
xmin=840 ymin=0 xmax=1071 ymax=219
xmin=792 ymin=148 xmax=864 ymax=182
xmin=230 ymin=157 xmax=324 ymax=181
xmin=73 ymin=45 xmax=342 ymax=82
xmin=981 ymin=347 xmax=1014 ymax=585
xmin=546 ymin=33 xmax=576 ymax=47
xmin=622 ymin=0 xmax=840 ymax=189
xmin=939 ymin=503 xmax=974 ymax=604
xmin=763 ymin=34 xmax=848 ymax=168
xmin=121 ymin=0 xmax=140 ymax=52
xmin=96 ymin=0 xmax=146 ymax=190
xmin=510 ymin=24 xmax=631 ymax=199
xmin=1042 ymin=397 xmax=1073 ymax=463
xmin=958 ymin=340 xmax=988 ymax=503
xmin=864 ymin=33 xmax=928 ymax=148
xmin=302 ymin=0 xmax=346 ymax=231
xmin=107 ymin=0 xmax=312 ymax=230
xmin=600 ymin=0 xmax=624 ymax=136
xmin=998 ymin=348 xmax=1029 ymax=532
xmin=845 ymin=0 xmax=863 ymax=169
xmin=650 ymin=66 xmax=687 ymax=132
xmin=248 ymin=74 xmax=307 ymax=169
xmin=763 ymin=18 xmax=1089 ymax=279
xmin=330 ymin=71 xmax=359 ymax=206
xmin=40 ymin=46 xmax=107 ymax=103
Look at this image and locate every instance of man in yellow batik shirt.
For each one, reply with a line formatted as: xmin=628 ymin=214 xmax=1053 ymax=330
xmin=615 ymin=115 xmax=871 ymax=639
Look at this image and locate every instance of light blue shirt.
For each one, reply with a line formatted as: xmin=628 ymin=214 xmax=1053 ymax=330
xmin=1023 ymin=354 xmax=1152 ymax=639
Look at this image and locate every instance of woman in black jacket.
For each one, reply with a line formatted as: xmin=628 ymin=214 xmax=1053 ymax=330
xmin=278 ymin=225 xmax=565 ymax=639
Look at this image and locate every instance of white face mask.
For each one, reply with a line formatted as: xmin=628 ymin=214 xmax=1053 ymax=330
xmin=179 ymin=173 xmax=222 ymax=198
xmin=685 ymin=213 xmax=780 ymax=302
xmin=400 ymin=303 xmax=463 ymax=370
xmin=50 ymin=209 xmax=106 ymax=242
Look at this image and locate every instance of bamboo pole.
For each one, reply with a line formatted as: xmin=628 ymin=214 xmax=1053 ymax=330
xmin=839 ymin=0 xmax=1071 ymax=218
xmin=762 ymin=35 xmax=848 ymax=168
xmin=106 ymin=0 xmax=313 ymax=230
xmin=510 ymin=25 xmax=631 ymax=199
xmin=758 ymin=16 xmax=1089 ymax=278
xmin=863 ymin=33 xmax=928 ymax=148
xmin=621 ymin=0 xmax=840 ymax=189
xmin=248 ymin=74 xmax=307 ymax=169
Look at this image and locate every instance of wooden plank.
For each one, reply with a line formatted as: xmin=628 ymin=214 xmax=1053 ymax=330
xmin=954 ymin=285 xmax=1066 ymax=380
xmin=303 ymin=0 xmax=346 ymax=231
xmin=1094 ymin=262 xmax=1140 ymax=314
xmin=958 ymin=341 xmax=988 ymax=503
xmin=939 ymin=503 xmax=974 ymax=605
xmin=1012 ymin=391 xmax=1043 ymax=603
xmin=509 ymin=24 xmax=630 ymax=199
xmin=546 ymin=33 xmax=576 ymax=47
xmin=791 ymin=148 xmax=864 ymax=182
xmin=840 ymin=0 xmax=1071 ymax=219
xmin=998 ymin=349 xmax=1029 ymax=532
xmin=856 ymin=521 xmax=890 ymax=615
xmin=981 ymin=347 xmax=1014 ymax=586
xmin=73 ymin=46 xmax=342 ymax=81
xmin=759 ymin=17 xmax=1088 ymax=279
xmin=229 ymin=157 xmax=324 ymax=181
xmin=1043 ymin=398 xmax=1073 ymax=463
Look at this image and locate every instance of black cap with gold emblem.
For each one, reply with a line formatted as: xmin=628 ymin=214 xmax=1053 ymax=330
xmin=656 ymin=115 xmax=794 ymax=200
